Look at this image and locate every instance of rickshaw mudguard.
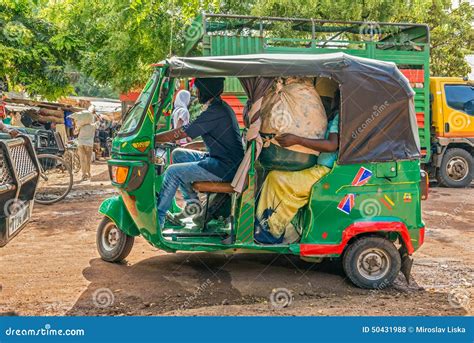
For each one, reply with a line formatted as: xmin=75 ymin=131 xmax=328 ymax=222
xmin=299 ymin=221 xmax=417 ymax=257
xmin=99 ymin=196 xmax=140 ymax=237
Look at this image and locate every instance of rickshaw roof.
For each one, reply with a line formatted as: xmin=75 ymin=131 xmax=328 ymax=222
xmin=165 ymin=52 xmax=413 ymax=96
xmin=163 ymin=53 xmax=420 ymax=164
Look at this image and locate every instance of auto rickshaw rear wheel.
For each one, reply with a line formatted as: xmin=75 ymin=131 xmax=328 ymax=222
xmin=97 ymin=217 xmax=134 ymax=262
xmin=342 ymin=236 xmax=401 ymax=289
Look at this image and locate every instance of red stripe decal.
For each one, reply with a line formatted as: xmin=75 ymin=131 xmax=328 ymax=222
xmin=300 ymin=222 xmax=416 ymax=256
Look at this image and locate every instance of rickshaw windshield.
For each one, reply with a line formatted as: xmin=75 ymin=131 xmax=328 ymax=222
xmin=119 ymin=72 xmax=159 ymax=136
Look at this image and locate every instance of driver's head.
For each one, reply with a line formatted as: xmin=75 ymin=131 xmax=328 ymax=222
xmin=194 ymin=78 xmax=225 ymax=104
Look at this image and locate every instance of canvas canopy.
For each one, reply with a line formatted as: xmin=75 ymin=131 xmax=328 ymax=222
xmin=165 ymin=53 xmax=420 ymax=165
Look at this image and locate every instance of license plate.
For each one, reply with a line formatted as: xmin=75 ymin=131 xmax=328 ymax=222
xmin=7 ymin=201 xmax=31 ymax=238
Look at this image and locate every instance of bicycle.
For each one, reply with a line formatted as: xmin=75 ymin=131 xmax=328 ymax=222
xmin=34 ymin=153 xmax=73 ymax=205
xmin=63 ymin=140 xmax=81 ymax=174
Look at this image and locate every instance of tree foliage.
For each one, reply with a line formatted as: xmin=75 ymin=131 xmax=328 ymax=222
xmin=1 ymin=0 xmax=473 ymax=98
xmin=250 ymin=0 xmax=474 ymax=77
xmin=46 ymin=0 xmax=218 ymax=93
xmin=0 ymin=0 xmax=81 ymax=99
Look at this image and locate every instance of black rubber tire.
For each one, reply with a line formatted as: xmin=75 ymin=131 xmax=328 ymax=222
xmin=342 ymin=236 xmax=401 ymax=289
xmin=437 ymin=148 xmax=473 ymax=188
xmin=35 ymin=154 xmax=73 ymax=205
xmin=96 ymin=217 xmax=134 ymax=262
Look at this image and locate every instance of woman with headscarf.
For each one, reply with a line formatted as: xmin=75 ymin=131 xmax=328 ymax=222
xmin=155 ymin=78 xmax=245 ymax=228
xmin=171 ymin=90 xmax=191 ymax=145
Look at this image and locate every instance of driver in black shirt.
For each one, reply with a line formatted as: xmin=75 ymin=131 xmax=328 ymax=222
xmin=155 ymin=78 xmax=244 ymax=228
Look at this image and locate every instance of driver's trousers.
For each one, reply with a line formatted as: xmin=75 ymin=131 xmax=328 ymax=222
xmin=156 ymin=148 xmax=222 ymax=227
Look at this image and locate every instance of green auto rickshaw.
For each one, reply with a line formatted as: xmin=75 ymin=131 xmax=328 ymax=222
xmin=97 ymin=53 xmax=428 ymax=289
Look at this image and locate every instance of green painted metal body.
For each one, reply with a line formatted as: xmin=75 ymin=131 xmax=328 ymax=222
xmin=99 ymin=63 xmax=425 ymax=258
xmin=302 ymin=161 xmax=424 ymax=252
xmin=98 ymin=15 xmax=427 ymax=258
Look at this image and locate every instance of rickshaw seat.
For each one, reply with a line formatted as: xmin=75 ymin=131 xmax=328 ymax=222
xmin=192 ymin=181 xmax=234 ymax=194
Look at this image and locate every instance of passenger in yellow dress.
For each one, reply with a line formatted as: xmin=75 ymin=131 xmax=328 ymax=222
xmin=255 ymin=106 xmax=340 ymax=244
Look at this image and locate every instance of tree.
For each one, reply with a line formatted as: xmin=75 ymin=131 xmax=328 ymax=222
xmin=0 ymin=0 xmax=81 ymax=99
xmin=46 ymin=0 xmax=218 ymax=93
xmin=249 ymin=0 xmax=474 ymax=77
xmin=3 ymin=0 xmax=473 ymax=99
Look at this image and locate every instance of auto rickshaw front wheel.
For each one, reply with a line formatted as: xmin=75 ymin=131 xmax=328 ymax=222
xmin=96 ymin=217 xmax=134 ymax=262
xmin=342 ymin=236 xmax=401 ymax=289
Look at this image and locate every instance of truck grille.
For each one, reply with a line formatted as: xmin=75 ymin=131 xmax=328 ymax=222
xmin=0 ymin=149 xmax=13 ymax=185
xmin=9 ymin=142 xmax=37 ymax=182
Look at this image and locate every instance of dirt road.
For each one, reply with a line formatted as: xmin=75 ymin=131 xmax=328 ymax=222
xmin=0 ymin=163 xmax=472 ymax=316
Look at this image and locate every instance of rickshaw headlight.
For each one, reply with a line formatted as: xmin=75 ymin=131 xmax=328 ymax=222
xmin=111 ymin=165 xmax=129 ymax=184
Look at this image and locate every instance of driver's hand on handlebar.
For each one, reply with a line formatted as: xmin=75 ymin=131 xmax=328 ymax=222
xmin=155 ymin=142 xmax=178 ymax=150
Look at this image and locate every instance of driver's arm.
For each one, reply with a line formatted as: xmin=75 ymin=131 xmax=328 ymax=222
xmin=155 ymin=127 xmax=188 ymax=144
xmin=155 ymin=109 xmax=216 ymax=145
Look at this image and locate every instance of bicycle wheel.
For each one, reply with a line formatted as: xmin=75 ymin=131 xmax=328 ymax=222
xmin=35 ymin=154 xmax=73 ymax=205
xmin=64 ymin=149 xmax=81 ymax=173
xmin=73 ymin=151 xmax=81 ymax=173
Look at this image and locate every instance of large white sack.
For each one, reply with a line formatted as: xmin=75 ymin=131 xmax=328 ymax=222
xmin=260 ymin=78 xmax=328 ymax=155
xmin=69 ymin=110 xmax=95 ymax=128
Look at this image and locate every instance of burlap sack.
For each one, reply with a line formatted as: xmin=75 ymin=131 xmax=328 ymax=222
xmin=70 ymin=110 xmax=95 ymax=127
xmin=260 ymin=78 xmax=328 ymax=155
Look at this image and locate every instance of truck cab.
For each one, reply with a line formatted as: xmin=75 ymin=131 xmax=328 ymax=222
xmin=430 ymin=77 xmax=474 ymax=187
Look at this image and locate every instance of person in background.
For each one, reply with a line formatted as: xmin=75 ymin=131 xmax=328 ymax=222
xmin=97 ymin=115 xmax=111 ymax=158
xmin=2 ymin=111 xmax=12 ymax=125
xmin=64 ymin=110 xmax=74 ymax=140
xmin=0 ymin=120 xmax=19 ymax=137
xmin=0 ymin=101 xmax=19 ymax=137
xmin=70 ymin=109 xmax=97 ymax=181
xmin=171 ymin=90 xmax=192 ymax=145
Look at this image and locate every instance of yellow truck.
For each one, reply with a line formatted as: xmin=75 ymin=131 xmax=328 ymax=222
xmin=430 ymin=77 xmax=474 ymax=187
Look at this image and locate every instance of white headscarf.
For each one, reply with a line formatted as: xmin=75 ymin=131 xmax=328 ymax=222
xmin=172 ymin=90 xmax=191 ymax=144
xmin=174 ymin=90 xmax=191 ymax=110
xmin=172 ymin=90 xmax=191 ymax=128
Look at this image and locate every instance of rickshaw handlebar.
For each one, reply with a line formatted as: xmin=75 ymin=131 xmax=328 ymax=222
xmin=155 ymin=142 xmax=178 ymax=150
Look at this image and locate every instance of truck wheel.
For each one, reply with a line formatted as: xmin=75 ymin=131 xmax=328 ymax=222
xmin=343 ymin=236 xmax=401 ymax=289
xmin=96 ymin=217 xmax=134 ymax=262
xmin=438 ymin=148 xmax=473 ymax=188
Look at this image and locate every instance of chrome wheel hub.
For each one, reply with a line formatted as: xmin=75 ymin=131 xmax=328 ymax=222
xmin=357 ymin=248 xmax=390 ymax=281
xmin=102 ymin=223 xmax=120 ymax=251
xmin=446 ymin=157 xmax=469 ymax=181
